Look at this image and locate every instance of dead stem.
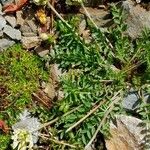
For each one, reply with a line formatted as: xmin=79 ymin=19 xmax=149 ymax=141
xmin=85 ymin=89 xmax=123 ymax=149
xmin=50 ymin=0 xmax=55 ymax=33
xmin=66 ymin=99 xmax=106 ymax=133
xmin=47 ymin=2 xmax=72 ymax=29
xmin=33 ymin=105 xmax=83 ymax=132
xmin=39 ymin=133 xmax=76 ymax=148
xmin=81 ymin=2 xmax=114 ymax=50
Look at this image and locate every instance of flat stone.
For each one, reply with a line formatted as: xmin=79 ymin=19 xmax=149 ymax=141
xmin=0 ymin=38 xmax=15 ymax=50
xmin=0 ymin=15 xmax=6 ymax=30
xmin=21 ymin=36 xmax=40 ymax=49
xmin=5 ymin=15 xmax=16 ymax=28
xmin=34 ymin=46 xmax=49 ymax=57
xmin=122 ymin=0 xmax=150 ymax=39
xmin=3 ymin=25 xmax=21 ymax=40
xmin=105 ymin=115 xmax=148 ymax=150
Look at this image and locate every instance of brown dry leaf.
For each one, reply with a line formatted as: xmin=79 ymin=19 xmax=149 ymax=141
xmin=0 ymin=120 xmax=9 ymax=133
xmin=80 ymin=29 xmax=90 ymax=43
xmin=36 ymin=9 xmax=47 ymax=25
xmin=79 ymin=20 xmax=91 ymax=43
xmin=32 ymin=89 xmax=53 ymax=109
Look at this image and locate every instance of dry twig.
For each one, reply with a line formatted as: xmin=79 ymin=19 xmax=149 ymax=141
xmin=66 ymin=99 xmax=106 ymax=133
xmin=85 ymin=89 xmax=123 ymax=149
xmin=40 ymin=134 xmax=76 ymax=148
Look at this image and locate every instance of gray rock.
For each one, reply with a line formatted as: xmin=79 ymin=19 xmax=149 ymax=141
xmin=21 ymin=36 xmax=40 ymax=49
xmin=0 ymin=38 xmax=15 ymax=50
xmin=122 ymin=0 xmax=150 ymax=39
xmin=0 ymin=30 xmax=3 ymax=37
xmin=0 ymin=0 xmax=14 ymax=6
xmin=3 ymin=25 xmax=21 ymax=40
xmin=5 ymin=15 xmax=17 ymax=28
xmin=0 ymin=15 xmax=6 ymax=30
xmin=122 ymin=90 xmax=140 ymax=111
xmin=122 ymin=89 xmax=150 ymax=111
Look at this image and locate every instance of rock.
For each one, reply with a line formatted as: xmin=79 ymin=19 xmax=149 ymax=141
xmin=0 ymin=15 xmax=6 ymax=30
xmin=3 ymin=25 xmax=21 ymax=40
xmin=21 ymin=36 xmax=40 ymax=49
xmin=0 ymin=3 xmax=2 ymax=13
xmin=16 ymin=9 xmax=38 ymax=35
xmin=20 ymin=24 xmax=33 ymax=33
xmin=122 ymin=90 xmax=140 ymax=111
xmin=20 ymin=20 xmax=38 ymax=36
xmin=0 ymin=0 xmax=14 ymax=5
xmin=122 ymin=0 xmax=150 ymax=39
xmin=26 ymin=20 xmax=38 ymax=33
xmin=16 ymin=11 xmax=24 ymax=26
xmin=0 ymin=30 xmax=3 ymax=37
xmin=34 ymin=46 xmax=49 ymax=57
xmin=122 ymin=89 xmax=150 ymax=111
xmin=79 ymin=7 xmax=112 ymax=28
xmin=5 ymin=15 xmax=16 ymax=28
xmin=0 ymin=38 xmax=15 ymax=50
xmin=105 ymin=115 xmax=148 ymax=150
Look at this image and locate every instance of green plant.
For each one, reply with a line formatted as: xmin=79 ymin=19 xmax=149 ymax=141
xmin=44 ymin=4 xmax=150 ymax=149
xmin=0 ymin=44 xmax=49 ymax=149
xmin=0 ymin=135 xmax=11 ymax=150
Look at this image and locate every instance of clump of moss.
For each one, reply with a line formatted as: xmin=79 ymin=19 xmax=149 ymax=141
xmin=0 ymin=44 xmax=49 ymax=125
xmin=0 ymin=135 xmax=11 ymax=150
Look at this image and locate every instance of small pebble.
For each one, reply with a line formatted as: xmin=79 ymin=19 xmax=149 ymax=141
xmin=5 ymin=15 xmax=17 ymax=28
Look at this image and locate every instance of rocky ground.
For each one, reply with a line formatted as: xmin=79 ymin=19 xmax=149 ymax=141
xmin=0 ymin=0 xmax=150 ymax=50
xmin=0 ymin=0 xmax=150 ymax=149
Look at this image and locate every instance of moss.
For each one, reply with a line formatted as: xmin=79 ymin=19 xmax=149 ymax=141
xmin=0 ymin=134 xmax=11 ymax=150
xmin=0 ymin=44 xmax=49 ymax=125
